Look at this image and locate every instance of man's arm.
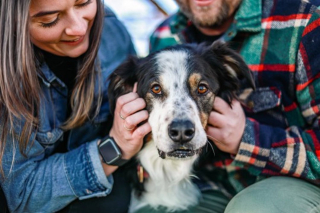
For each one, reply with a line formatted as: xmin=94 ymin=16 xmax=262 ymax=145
xmin=232 ymin=10 xmax=320 ymax=183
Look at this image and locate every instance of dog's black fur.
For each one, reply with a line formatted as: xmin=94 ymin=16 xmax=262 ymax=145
xmin=107 ymin=41 xmax=255 ymax=211
xmin=108 ymin=41 xmax=255 ymax=110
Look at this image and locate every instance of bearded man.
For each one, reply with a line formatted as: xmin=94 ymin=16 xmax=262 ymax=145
xmin=138 ymin=0 xmax=320 ymax=212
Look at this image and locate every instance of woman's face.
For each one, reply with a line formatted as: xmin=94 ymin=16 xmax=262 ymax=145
xmin=29 ymin=0 xmax=97 ymax=58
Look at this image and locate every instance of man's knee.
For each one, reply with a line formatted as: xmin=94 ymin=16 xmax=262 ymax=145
xmin=225 ymin=176 xmax=320 ymax=213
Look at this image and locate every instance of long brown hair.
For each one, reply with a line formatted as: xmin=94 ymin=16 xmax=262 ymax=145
xmin=0 ymin=0 xmax=104 ymax=176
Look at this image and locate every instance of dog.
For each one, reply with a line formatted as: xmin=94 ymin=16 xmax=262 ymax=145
xmin=107 ymin=41 xmax=255 ymax=212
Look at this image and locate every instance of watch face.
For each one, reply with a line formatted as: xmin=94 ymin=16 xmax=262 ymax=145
xmin=99 ymin=138 xmax=122 ymax=165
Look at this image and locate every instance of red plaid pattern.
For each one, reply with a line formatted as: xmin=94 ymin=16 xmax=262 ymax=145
xmin=150 ymin=0 xmax=320 ymax=194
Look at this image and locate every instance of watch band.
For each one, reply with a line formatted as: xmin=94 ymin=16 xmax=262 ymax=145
xmin=110 ymin=158 xmax=129 ymax=167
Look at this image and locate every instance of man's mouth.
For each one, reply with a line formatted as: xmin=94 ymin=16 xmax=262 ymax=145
xmin=194 ymin=0 xmax=214 ymax=7
xmin=157 ymin=147 xmax=203 ymax=159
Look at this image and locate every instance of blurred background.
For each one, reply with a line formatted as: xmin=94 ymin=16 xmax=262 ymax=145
xmin=104 ymin=0 xmax=178 ymax=56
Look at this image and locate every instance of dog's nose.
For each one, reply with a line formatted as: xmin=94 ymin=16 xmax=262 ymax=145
xmin=168 ymin=120 xmax=195 ymax=143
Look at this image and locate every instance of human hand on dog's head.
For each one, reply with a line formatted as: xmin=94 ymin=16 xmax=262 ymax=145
xmin=109 ymin=83 xmax=151 ymax=160
xmin=206 ymin=97 xmax=245 ymax=155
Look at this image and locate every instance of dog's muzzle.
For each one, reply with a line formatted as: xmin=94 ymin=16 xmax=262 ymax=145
xmin=156 ymin=119 xmax=203 ymax=159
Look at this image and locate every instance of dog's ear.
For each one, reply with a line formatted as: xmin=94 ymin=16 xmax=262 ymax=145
xmin=202 ymin=41 xmax=255 ymax=104
xmin=107 ymin=56 xmax=139 ymax=115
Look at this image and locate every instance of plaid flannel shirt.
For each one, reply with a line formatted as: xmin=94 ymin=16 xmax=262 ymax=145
xmin=149 ymin=0 xmax=320 ymax=196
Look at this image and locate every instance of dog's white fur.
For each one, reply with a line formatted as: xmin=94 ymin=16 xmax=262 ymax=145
xmin=149 ymin=51 xmax=208 ymax=152
xmin=129 ymin=51 xmax=207 ymax=212
xmin=110 ymin=42 xmax=254 ymax=213
xmin=129 ymin=142 xmax=200 ymax=212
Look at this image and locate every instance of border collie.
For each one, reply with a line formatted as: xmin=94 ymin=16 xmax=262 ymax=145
xmin=108 ymin=41 xmax=255 ymax=212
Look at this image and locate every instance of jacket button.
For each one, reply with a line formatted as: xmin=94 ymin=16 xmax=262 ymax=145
xmin=47 ymin=132 xmax=52 ymax=138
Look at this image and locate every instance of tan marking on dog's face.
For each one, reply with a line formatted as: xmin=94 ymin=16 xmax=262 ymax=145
xmin=144 ymin=80 xmax=167 ymax=112
xmin=200 ymin=111 xmax=209 ymax=128
xmin=145 ymin=50 xmax=208 ymax=153
xmin=189 ymin=73 xmax=202 ymax=90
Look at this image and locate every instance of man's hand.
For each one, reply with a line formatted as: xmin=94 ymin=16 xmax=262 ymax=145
xmin=206 ymin=97 xmax=245 ymax=155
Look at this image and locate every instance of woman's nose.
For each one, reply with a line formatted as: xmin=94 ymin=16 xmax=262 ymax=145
xmin=65 ymin=11 xmax=87 ymax=35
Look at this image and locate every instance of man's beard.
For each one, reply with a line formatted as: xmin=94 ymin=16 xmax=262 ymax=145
xmin=176 ymin=0 xmax=230 ymax=28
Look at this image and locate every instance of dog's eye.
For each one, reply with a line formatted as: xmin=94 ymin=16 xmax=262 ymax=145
xmin=151 ymin=84 xmax=162 ymax=94
xmin=198 ymin=84 xmax=208 ymax=94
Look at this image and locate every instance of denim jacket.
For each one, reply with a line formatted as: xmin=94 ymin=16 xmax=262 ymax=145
xmin=0 ymin=7 xmax=135 ymax=213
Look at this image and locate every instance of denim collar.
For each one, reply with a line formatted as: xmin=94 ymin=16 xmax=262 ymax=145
xmin=37 ymin=62 xmax=66 ymax=88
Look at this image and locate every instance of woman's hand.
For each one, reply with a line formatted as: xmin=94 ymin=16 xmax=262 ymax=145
xmin=109 ymin=83 xmax=151 ymax=160
xmin=206 ymin=97 xmax=245 ymax=155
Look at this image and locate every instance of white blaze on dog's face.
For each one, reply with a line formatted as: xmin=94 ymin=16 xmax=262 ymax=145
xmin=143 ymin=50 xmax=218 ymax=159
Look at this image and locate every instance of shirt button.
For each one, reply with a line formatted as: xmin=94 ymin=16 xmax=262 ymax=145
xmin=234 ymin=173 xmax=241 ymax=180
xmin=47 ymin=132 xmax=52 ymax=138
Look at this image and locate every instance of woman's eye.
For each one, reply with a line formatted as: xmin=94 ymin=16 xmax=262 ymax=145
xmin=151 ymin=85 xmax=162 ymax=94
xmin=40 ymin=16 xmax=60 ymax=28
xmin=197 ymin=84 xmax=208 ymax=94
xmin=77 ymin=0 xmax=92 ymax=8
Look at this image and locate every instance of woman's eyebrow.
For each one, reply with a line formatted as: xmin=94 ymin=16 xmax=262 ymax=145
xmin=31 ymin=10 xmax=60 ymax=18
xmin=31 ymin=0 xmax=81 ymax=18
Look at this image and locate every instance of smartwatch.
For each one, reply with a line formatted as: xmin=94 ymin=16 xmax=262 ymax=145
xmin=98 ymin=136 xmax=129 ymax=166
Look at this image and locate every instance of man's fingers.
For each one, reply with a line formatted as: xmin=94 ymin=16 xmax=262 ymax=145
xmin=213 ymin=97 xmax=231 ymax=114
xmin=206 ymin=126 xmax=223 ymax=144
xmin=208 ymin=111 xmax=225 ymax=128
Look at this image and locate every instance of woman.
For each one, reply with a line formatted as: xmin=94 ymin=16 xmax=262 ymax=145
xmin=0 ymin=0 xmax=151 ymax=212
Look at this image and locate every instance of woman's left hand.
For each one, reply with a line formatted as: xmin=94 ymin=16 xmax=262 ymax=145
xmin=109 ymin=83 xmax=151 ymax=160
xmin=206 ymin=97 xmax=246 ymax=155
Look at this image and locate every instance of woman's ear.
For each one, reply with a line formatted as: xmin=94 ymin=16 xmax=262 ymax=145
xmin=107 ymin=55 xmax=139 ymax=115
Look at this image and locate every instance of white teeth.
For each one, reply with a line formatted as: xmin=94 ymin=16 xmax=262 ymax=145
xmin=66 ymin=38 xmax=80 ymax=42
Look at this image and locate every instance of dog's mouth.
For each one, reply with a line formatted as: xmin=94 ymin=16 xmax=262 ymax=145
xmin=157 ymin=147 xmax=203 ymax=159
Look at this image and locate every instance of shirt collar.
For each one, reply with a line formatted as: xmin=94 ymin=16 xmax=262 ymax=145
xmin=235 ymin=0 xmax=262 ymax=32
xmin=37 ymin=62 xmax=65 ymax=88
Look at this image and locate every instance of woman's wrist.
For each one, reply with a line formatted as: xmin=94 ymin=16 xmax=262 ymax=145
xmin=97 ymin=139 xmax=118 ymax=176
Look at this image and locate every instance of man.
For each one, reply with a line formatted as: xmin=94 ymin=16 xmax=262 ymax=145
xmin=146 ymin=0 xmax=320 ymax=212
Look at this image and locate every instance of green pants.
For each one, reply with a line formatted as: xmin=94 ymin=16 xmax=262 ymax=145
xmin=135 ymin=176 xmax=320 ymax=213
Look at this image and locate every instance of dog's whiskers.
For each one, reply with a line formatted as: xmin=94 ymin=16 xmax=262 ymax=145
xmin=189 ymin=174 xmax=199 ymax=180
xmin=206 ymin=140 xmax=215 ymax=156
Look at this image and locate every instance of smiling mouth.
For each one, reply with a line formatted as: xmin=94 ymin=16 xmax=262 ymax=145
xmin=61 ymin=36 xmax=84 ymax=43
xmin=157 ymin=147 xmax=203 ymax=159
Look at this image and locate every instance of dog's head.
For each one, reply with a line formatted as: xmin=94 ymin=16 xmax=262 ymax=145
xmin=108 ymin=41 xmax=255 ymax=160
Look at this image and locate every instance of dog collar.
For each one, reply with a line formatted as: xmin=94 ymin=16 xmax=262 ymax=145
xmin=137 ymin=164 xmax=149 ymax=183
